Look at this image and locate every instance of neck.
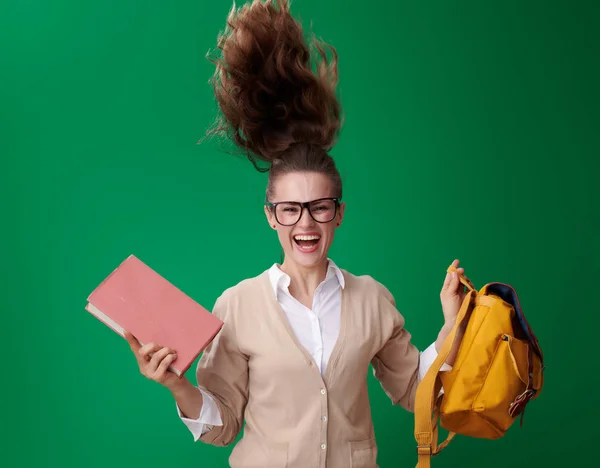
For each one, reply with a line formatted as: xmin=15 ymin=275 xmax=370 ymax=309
xmin=280 ymin=258 xmax=329 ymax=299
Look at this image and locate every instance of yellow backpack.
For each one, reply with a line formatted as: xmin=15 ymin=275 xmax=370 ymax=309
xmin=414 ymin=266 xmax=545 ymax=467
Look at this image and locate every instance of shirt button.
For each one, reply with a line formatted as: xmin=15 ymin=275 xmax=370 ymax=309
xmin=322 ymin=416 xmax=328 ymax=421
xmin=320 ymin=389 xmax=326 ymax=395
xmin=321 ymin=444 xmax=327 ymax=450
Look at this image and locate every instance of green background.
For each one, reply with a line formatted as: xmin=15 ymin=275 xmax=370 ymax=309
xmin=2 ymin=0 xmax=598 ymax=466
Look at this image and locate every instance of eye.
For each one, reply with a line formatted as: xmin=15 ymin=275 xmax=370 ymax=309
xmin=279 ymin=204 xmax=299 ymax=213
xmin=312 ymin=200 xmax=334 ymax=212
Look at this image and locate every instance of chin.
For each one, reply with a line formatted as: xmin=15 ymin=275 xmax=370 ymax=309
xmin=287 ymin=237 xmax=329 ymax=268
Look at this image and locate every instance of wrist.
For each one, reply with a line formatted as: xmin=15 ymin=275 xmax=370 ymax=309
xmin=435 ymin=322 xmax=455 ymax=353
xmin=440 ymin=320 xmax=455 ymax=335
xmin=167 ymin=375 xmax=191 ymax=395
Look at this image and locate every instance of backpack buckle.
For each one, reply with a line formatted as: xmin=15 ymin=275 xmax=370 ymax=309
xmin=417 ymin=445 xmax=434 ymax=456
xmin=509 ymin=389 xmax=536 ymax=417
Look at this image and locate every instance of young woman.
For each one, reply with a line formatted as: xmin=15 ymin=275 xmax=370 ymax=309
xmin=124 ymin=1 xmax=467 ymax=466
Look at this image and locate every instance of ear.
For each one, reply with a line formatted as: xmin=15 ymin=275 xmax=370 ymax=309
xmin=335 ymin=201 xmax=346 ymax=227
xmin=264 ymin=205 xmax=277 ymax=229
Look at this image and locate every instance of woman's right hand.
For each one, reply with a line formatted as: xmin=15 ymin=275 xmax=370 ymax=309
xmin=124 ymin=330 xmax=185 ymax=391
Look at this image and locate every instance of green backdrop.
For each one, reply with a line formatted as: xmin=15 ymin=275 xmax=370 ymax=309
xmin=2 ymin=0 xmax=598 ymax=466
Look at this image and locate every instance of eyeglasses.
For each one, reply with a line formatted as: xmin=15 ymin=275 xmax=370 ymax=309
xmin=265 ymin=197 xmax=341 ymax=226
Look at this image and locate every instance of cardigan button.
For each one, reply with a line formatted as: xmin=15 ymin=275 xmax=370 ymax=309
xmin=321 ymin=444 xmax=327 ymax=450
xmin=320 ymin=389 xmax=326 ymax=395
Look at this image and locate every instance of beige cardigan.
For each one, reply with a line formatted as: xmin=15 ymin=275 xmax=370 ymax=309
xmin=195 ymin=268 xmax=420 ymax=468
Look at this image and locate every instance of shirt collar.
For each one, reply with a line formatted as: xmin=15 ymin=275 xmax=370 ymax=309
xmin=267 ymin=258 xmax=345 ymax=296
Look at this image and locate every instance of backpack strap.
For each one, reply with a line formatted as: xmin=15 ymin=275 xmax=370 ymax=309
xmin=448 ymin=265 xmax=476 ymax=292
xmin=509 ymin=341 xmax=536 ymax=426
xmin=414 ymin=278 xmax=475 ymax=468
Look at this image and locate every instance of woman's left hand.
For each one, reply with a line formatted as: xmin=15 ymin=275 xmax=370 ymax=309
xmin=440 ymin=259 xmax=468 ymax=327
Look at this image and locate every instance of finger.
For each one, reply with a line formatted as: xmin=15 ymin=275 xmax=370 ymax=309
xmin=445 ymin=259 xmax=460 ymax=277
xmin=138 ymin=342 xmax=162 ymax=361
xmin=148 ymin=347 xmax=174 ymax=373
xmin=442 ymin=271 xmax=459 ymax=292
xmin=451 ymin=271 xmax=460 ymax=289
xmin=156 ymin=352 xmax=177 ymax=377
xmin=442 ymin=271 xmax=452 ymax=290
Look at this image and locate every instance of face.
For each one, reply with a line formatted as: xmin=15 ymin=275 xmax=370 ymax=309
xmin=264 ymin=171 xmax=345 ymax=270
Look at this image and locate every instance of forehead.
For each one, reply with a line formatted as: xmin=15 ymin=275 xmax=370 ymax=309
xmin=271 ymin=171 xmax=333 ymax=202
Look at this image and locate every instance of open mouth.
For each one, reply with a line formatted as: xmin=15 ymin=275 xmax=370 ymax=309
xmin=293 ymin=234 xmax=321 ymax=253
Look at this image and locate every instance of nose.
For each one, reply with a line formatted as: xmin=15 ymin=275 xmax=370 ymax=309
xmin=297 ymin=205 xmax=314 ymax=227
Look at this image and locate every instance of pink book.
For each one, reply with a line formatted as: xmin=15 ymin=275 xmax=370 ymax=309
xmin=85 ymin=254 xmax=224 ymax=377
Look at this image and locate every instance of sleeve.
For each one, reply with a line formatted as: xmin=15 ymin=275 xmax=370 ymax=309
xmin=194 ymin=291 xmax=249 ymax=446
xmin=370 ymin=283 xmax=421 ymax=413
xmin=418 ymin=341 xmax=452 ymax=396
xmin=176 ymin=387 xmax=223 ymax=441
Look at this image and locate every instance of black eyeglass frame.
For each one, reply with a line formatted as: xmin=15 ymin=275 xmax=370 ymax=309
xmin=265 ymin=197 xmax=341 ymax=226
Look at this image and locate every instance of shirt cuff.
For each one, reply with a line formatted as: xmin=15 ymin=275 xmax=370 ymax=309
xmin=176 ymin=387 xmax=223 ymax=441
xmin=418 ymin=342 xmax=452 ymax=382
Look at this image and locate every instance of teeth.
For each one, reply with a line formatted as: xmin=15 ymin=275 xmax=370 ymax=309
xmin=294 ymin=235 xmax=320 ymax=241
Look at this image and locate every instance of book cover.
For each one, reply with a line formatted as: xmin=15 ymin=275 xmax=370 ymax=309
xmin=85 ymin=254 xmax=224 ymax=377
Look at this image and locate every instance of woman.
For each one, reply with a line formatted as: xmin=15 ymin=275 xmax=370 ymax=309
xmin=124 ymin=1 xmax=467 ymax=466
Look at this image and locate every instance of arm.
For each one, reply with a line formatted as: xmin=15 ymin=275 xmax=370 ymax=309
xmin=437 ymin=260 xmax=470 ymax=366
xmin=434 ymin=320 xmax=465 ymax=367
xmin=192 ymin=292 xmax=249 ymax=446
xmin=419 ymin=342 xmax=452 ymax=383
xmin=370 ymin=283 xmax=454 ymax=411
xmin=123 ymin=298 xmax=234 ymax=443
xmin=370 ymin=284 xmax=421 ymax=412
xmin=170 ymin=377 xmax=205 ymax=420
xmin=171 ymin=382 xmax=223 ymax=441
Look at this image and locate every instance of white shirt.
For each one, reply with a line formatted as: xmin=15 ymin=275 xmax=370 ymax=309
xmin=177 ymin=260 xmax=449 ymax=440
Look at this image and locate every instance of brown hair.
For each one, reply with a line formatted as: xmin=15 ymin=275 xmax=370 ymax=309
xmin=204 ymin=0 xmax=344 ymax=201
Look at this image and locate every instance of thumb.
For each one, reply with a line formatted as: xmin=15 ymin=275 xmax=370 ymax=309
xmin=124 ymin=330 xmax=141 ymax=352
xmin=450 ymin=272 xmax=460 ymax=293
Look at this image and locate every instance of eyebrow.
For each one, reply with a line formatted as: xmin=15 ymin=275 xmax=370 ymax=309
xmin=270 ymin=197 xmax=336 ymax=204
